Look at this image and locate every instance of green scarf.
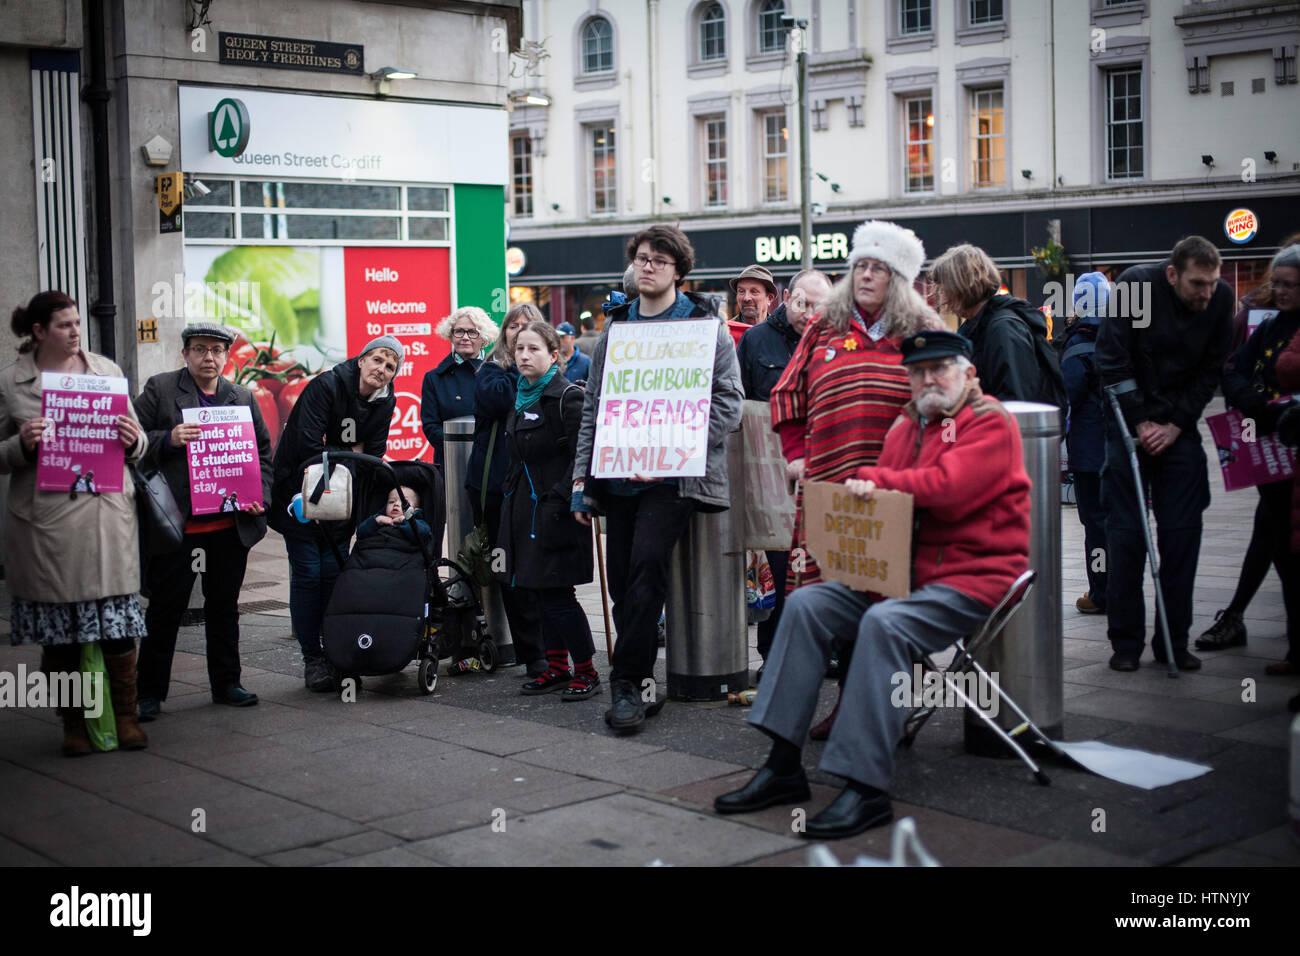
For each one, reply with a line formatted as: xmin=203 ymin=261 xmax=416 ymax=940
xmin=515 ymin=363 xmax=559 ymax=411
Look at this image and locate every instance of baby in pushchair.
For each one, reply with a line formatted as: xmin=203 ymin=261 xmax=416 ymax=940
xmin=356 ymin=485 xmax=435 ymax=543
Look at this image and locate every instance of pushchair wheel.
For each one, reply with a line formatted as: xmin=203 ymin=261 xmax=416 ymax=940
xmin=478 ymin=638 xmax=498 ymax=673
xmin=417 ymin=658 xmax=438 ymax=695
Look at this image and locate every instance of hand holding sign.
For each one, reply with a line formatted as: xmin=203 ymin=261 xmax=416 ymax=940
xmin=802 ymin=480 xmax=913 ymax=599
xmin=116 ymin=415 xmax=141 ymax=450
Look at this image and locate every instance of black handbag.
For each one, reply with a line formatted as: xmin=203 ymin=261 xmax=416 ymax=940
xmin=130 ymin=462 xmax=186 ymax=555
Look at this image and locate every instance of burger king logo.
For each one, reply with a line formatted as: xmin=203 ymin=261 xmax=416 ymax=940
xmin=1224 ymin=208 xmax=1258 ymax=244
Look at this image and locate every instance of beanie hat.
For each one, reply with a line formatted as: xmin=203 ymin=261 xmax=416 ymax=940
xmin=361 ymin=334 xmax=405 ymax=366
xmin=1071 ymin=272 xmax=1110 ymax=320
xmin=846 ymin=220 xmax=927 ymax=284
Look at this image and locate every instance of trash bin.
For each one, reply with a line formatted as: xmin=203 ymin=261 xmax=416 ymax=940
xmin=665 ymin=431 xmax=748 ymax=700
xmin=442 ymin=416 xmax=516 ymax=666
xmin=965 ymin=401 xmax=1064 ymax=754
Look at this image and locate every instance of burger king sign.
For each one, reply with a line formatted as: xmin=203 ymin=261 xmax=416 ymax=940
xmin=1224 ymin=208 xmax=1258 ymax=244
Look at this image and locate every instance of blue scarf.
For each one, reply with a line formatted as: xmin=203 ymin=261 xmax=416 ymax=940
xmin=515 ymin=363 xmax=559 ymax=411
xmin=628 ymin=291 xmax=696 ymax=321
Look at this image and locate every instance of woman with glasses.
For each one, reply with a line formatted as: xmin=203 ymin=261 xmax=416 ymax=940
xmin=133 ymin=323 xmax=274 ymax=719
xmin=421 ymin=306 xmax=498 ymax=469
xmin=769 ymin=220 xmax=941 ymax=736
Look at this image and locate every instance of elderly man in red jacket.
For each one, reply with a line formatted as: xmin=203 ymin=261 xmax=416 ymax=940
xmin=715 ymin=329 xmax=1031 ymax=839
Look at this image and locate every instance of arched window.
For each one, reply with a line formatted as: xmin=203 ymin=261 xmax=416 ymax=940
xmin=757 ymin=0 xmax=786 ymax=54
xmin=699 ymin=3 xmax=726 ymax=61
xmin=581 ymin=17 xmax=614 ymax=74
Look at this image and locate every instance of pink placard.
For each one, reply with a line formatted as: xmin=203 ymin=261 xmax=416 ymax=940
xmin=183 ymin=406 xmax=264 ymax=514
xmin=1206 ymin=408 xmax=1296 ymax=492
xmin=37 ymin=372 xmax=128 ymax=494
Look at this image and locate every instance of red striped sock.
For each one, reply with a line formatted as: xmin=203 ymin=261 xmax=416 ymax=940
xmin=574 ymin=658 xmax=597 ymax=679
xmin=546 ymin=650 xmax=571 ymax=676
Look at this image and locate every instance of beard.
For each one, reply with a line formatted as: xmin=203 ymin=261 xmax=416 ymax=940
xmin=916 ymin=379 xmax=966 ymax=419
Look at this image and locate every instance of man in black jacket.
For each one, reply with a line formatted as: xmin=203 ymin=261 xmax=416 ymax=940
xmin=269 ymin=337 xmax=400 ymax=690
xmin=1096 ymin=236 xmax=1234 ymax=671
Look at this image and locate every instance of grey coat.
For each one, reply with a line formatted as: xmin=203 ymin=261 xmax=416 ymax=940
xmin=572 ymin=292 xmax=744 ymax=512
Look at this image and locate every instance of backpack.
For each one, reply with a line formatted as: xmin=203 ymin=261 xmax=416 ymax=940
xmin=1007 ymin=299 xmax=1068 ymax=408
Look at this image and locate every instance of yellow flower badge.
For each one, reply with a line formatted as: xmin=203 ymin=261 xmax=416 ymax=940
xmin=843 ymin=338 xmax=859 ymax=351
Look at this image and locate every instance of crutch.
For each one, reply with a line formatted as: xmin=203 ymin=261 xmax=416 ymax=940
xmin=1104 ymin=386 xmax=1179 ymax=678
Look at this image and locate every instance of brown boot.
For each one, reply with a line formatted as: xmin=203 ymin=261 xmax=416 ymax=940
xmin=103 ymin=648 xmax=148 ymax=750
xmin=42 ymin=650 xmax=92 ymax=757
xmin=808 ymin=686 xmax=842 ymax=741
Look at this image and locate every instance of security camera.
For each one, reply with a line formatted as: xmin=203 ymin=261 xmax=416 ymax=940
xmin=191 ymin=179 xmax=210 ymax=197
xmin=781 ymin=15 xmax=795 ymax=27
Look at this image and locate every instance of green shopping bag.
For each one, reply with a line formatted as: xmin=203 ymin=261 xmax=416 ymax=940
xmin=80 ymin=643 xmax=118 ymax=752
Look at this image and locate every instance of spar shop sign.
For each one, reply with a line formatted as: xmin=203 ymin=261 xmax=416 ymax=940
xmin=1224 ymin=208 xmax=1258 ymax=244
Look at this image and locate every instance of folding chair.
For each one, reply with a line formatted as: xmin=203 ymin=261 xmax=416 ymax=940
xmin=898 ymin=569 xmax=1057 ymax=786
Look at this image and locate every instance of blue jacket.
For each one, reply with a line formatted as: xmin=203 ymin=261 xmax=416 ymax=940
xmin=1061 ymin=317 xmax=1105 ymax=472
xmin=421 ymin=353 xmax=481 ymax=468
xmin=564 ymin=344 xmax=592 ymax=384
xmin=467 ymin=360 xmax=519 ymax=497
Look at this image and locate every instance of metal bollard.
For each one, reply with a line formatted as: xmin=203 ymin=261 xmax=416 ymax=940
xmin=665 ymin=430 xmax=748 ymax=700
xmin=442 ymin=416 xmax=516 ymax=665
xmin=965 ymin=402 xmax=1064 ymax=754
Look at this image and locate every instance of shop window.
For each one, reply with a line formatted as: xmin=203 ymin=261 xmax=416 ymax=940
xmin=902 ymin=94 xmax=935 ymax=193
xmin=511 ymin=134 xmax=534 ymax=218
xmin=407 ymin=187 xmax=449 ymax=211
xmin=759 ymin=110 xmax=788 ymax=204
xmin=581 ymin=17 xmax=614 ymax=75
xmin=241 ymin=214 xmax=400 ymax=241
xmin=701 ymin=115 xmax=728 ymax=208
xmin=1105 ymin=68 xmax=1144 ymax=181
xmin=240 ymin=181 xmax=399 ymax=210
xmin=969 ymin=87 xmax=1005 ymax=189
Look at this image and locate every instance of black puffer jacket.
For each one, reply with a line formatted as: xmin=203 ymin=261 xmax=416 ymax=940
xmin=737 ymin=303 xmax=801 ymax=401
xmin=959 ymin=294 xmax=1064 ymax=405
xmin=497 ymin=373 xmax=591 ymax=590
xmin=269 ymin=357 xmax=396 ymax=541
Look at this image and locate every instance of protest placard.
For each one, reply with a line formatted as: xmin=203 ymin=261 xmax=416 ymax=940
xmin=37 ymin=373 xmax=129 ymax=494
xmin=741 ymin=399 xmax=796 ymax=549
xmin=1206 ymin=408 xmax=1296 ymax=491
xmin=183 ymin=406 xmax=264 ymax=514
xmin=592 ymin=318 xmax=718 ymax=479
xmin=802 ymin=480 xmax=913 ymax=599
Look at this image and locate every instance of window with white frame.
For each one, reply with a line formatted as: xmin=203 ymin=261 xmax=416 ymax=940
xmin=760 ymin=110 xmax=788 ymax=203
xmin=700 ymin=2 xmax=726 ymax=61
xmin=701 ymin=115 xmax=728 ymax=208
xmin=588 ymin=124 xmax=618 ymax=214
xmin=581 ymin=17 xmax=614 ymax=75
xmin=902 ymin=95 xmax=935 ymax=193
xmin=968 ymin=0 xmax=1002 ymax=25
xmin=511 ymin=134 xmax=533 ymax=218
xmin=1105 ymin=68 xmax=1143 ymax=180
xmin=969 ymin=87 xmax=1005 ymax=188
xmin=900 ymin=0 xmax=932 ymax=35
xmin=758 ymin=0 xmax=786 ymax=55
xmin=184 ymin=180 xmax=451 ymax=243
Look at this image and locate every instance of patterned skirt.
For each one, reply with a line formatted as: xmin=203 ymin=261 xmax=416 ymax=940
xmin=9 ymin=594 xmax=147 ymax=647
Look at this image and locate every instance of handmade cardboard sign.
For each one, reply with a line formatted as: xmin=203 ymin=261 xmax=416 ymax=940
xmin=1206 ymin=408 xmax=1296 ymax=491
xmin=741 ymin=399 xmax=796 ymax=550
xmin=802 ymin=480 xmax=913 ymax=598
xmin=183 ymin=406 xmax=264 ymax=513
xmin=37 ymin=373 xmax=129 ymax=494
xmin=593 ymin=318 xmax=718 ymax=478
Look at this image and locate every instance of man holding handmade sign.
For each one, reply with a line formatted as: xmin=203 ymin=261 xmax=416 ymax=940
xmin=715 ymin=330 xmax=1031 ymax=838
xmin=572 ymin=224 xmax=744 ymax=734
xmin=134 ymin=323 xmax=273 ymax=718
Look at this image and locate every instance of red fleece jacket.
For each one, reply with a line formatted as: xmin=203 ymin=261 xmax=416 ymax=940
xmin=855 ymin=386 xmax=1031 ymax=608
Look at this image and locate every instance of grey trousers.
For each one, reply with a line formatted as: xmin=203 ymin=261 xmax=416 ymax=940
xmin=749 ymin=581 xmax=990 ymax=791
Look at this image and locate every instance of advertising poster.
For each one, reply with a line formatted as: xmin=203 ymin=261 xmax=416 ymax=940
xmin=182 ymin=245 xmax=451 ymax=460
xmin=741 ymin=399 xmax=796 ymax=550
xmin=1206 ymin=408 xmax=1296 ymax=491
xmin=37 ymin=373 xmax=129 ymax=494
xmin=592 ymin=319 xmax=719 ymax=479
xmin=802 ymin=480 xmax=913 ymax=599
xmin=182 ymin=406 xmax=264 ymax=514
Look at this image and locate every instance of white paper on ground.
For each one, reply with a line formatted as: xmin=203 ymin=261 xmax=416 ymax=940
xmin=1052 ymin=740 xmax=1211 ymax=790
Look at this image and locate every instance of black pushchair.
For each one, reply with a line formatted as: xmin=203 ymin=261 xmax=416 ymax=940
xmin=304 ymin=451 xmax=497 ymax=696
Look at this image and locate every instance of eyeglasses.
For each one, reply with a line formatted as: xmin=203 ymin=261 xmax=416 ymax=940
xmin=451 ymin=328 xmax=481 ymax=338
xmin=1272 ymin=279 xmax=1299 ymax=292
xmin=186 ymin=345 xmax=228 ymax=357
xmin=906 ymin=359 xmax=957 ymax=380
xmin=633 ymin=254 xmax=676 ymax=271
xmin=853 ymin=261 xmax=891 ymax=278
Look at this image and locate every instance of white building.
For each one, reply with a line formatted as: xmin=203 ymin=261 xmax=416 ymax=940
xmin=505 ymin=0 xmax=1300 ymax=327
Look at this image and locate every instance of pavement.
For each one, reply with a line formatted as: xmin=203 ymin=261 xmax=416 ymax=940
xmin=1 ymin=397 xmax=1298 ymax=868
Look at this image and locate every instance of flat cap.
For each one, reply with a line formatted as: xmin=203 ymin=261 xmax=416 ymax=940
xmin=181 ymin=322 xmax=236 ymax=346
xmin=900 ymin=330 xmax=974 ymax=365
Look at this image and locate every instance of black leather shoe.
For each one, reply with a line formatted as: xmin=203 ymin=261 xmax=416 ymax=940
xmin=605 ymin=679 xmax=645 ymax=733
xmin=213 ymin=685 xmax=259 ymax=707
xmin=137 ymin=697 xmax=161 ymax=722
xmin=714 ymin=767 xmax=810 ymax=815
xmin=1108 ymin=651 xmax=1140 ymax=672
xmin=1153 ymin=647 xmax=1202 ymax=671
xmin=803 ymin=786 xmax=893 ymax=839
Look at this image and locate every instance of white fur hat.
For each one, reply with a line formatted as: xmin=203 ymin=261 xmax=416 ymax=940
xmin=846 ymin=220 xmax=927 ymax=284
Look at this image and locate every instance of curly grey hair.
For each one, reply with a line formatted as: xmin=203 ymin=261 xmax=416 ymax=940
xmin=817 ymin=270 xmax=944 ymax=338
xmin=436 ymin=306 xmax=499 ymax=344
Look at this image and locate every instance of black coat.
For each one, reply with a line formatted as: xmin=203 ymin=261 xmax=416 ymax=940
xmin=268 ymin=357 xmax=396 ymax=540
xmin=737 ymin=303 xmax=800 ymax=401
xmin=1222 ymin=309 xmax=1300 ymax=432
xmin=496 ymin=373 xmax=591 ymax=590
xmin=134 ymin=368 xmax=273 ymax=549
xmin=420 ymin=353 xmax=481 ymax=468
xmin=467 ymin=360 xmax=519 ymax=498
xmin=958 ymin=294 xmax=1063 ymax=405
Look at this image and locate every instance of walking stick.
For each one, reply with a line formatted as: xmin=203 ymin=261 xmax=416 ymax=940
xmin=1105 ymin=386 xmax=1179 ymax=678
xmin=593 ymin=515 xmax=614 ymax=658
